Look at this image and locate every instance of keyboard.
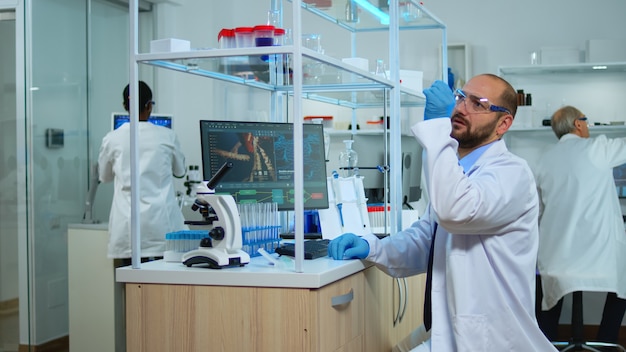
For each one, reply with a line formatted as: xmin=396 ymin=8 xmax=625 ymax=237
xmin=279 ymin=232 xmax=323 ymax=240
xmin=275 ymin=239 xmax=330 ymax=260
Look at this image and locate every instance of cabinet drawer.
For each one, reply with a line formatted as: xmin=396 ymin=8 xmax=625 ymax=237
xmin=313 ymin=272 xmax=365 ymax=352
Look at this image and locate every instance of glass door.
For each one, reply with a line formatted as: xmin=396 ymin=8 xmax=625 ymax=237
xmin=0 ymin=8 xmax=19 ymax=352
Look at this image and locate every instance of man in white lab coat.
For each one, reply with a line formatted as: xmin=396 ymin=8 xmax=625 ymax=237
xmin=98 ymin=81 xmax=188 ymax=262
xmin=328 ymin=74 xmax=557 ymax=351
xmin=535 ymin=105 xmax=626 ymax=344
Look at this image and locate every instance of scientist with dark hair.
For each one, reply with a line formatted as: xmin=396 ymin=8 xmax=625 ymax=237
xmin=98 ymin=81 xmax=187 ymax=264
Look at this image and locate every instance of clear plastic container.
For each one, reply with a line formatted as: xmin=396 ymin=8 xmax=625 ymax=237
xmin=273 ymin=28 xmax=285 ymax=46
xmin=218 ymin=28 xmax=236 ymax=49
xmin=234 ymin=27 xmax=254 ymax=48
xmin=253 ymin=25 xmax=275 ymax=47
xmin=302 ymin=33 xmax=322 ymax=52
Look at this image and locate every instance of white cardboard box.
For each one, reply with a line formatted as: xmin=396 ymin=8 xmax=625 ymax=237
xmin=398 ymin=69 xmax=423 ymax=93
xmin=341 ymin=57 xmax=369 ymax=83
xmin=586 ymin=39 xmax=626 ymax=62
xmin=540 ymin=47 xmax=581 ymax=65
xmin=150 ymin=38 xmax=191 ymax=53
xmin=386 ymin=69 xmax=423 ymax=92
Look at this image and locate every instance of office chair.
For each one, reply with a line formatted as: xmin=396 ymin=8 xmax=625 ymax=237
xmin=551 ymin=291 xmax=626 ymax=352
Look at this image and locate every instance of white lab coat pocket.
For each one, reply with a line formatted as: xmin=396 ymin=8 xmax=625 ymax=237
xmin=452 ymin=314 xmax=489 ymax=352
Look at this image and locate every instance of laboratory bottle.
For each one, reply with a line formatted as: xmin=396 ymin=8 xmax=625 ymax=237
xmin=339 ymin=139 xmax=358 ymax=177
xmin=345 ymin=0 xmax=359 ymax=23
xmin=516 ymin=89 xmax=525 ymax=106
xmin=189 ymin=165 xmax=202 ymax=182
xmin=375 ymin=59 xmax=387 ymax=78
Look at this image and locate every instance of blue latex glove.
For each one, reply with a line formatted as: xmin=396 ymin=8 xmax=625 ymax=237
xmin=423 ymin=80 xmax=455 ymax=120
xmin=328 ymin=233 xmax=370 ymax=260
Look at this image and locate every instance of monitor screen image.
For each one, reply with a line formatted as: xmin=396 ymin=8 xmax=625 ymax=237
xmin=111 ymin=112 xmax=173 ymax=130
xmin=199 ymin=120 xmax=329 ymax=211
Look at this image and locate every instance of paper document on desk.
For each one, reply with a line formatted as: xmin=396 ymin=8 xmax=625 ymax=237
xmin=318 ymin=175 xmax=371 ymax=239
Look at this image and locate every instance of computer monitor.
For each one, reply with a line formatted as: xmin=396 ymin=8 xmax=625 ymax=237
xmin=111 ymin=112 xmax=173 ymax=130
xmin=199 ymin=120 xmax=329 ymax=211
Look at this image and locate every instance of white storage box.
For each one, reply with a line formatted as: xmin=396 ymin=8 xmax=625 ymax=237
xmin=398 ymin=69 xmax=423 ymax=92
xmin=150 ymin=38 xmax=191 ymax=53
xmin=341 ymin=57 xmax=369 ymax=83
xmin=386 ymin=69 xmax=423 ymax=92
xmin=341 ymin=57 xmax=369 ymax=71
xmin=586 ymin=39 xmax=626 ymax=62
xmin=540 ymin=47 xmax=581 ymax=65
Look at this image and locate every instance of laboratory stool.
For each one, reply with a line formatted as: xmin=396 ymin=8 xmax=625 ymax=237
xmin=551 ymin=291 xmax=626 ymax=352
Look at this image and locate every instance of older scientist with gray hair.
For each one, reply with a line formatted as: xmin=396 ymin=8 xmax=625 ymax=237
xmin=328 ymin=74 xmax=556 ymax=351
xmin=535 ymin=105 xmax=626 ymax=346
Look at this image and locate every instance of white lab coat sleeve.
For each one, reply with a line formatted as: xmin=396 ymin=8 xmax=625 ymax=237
xmin=590 ymin=134 xmax=626 ymax=168
xmin=171 ymin=134 xmax=186 ymax=178
xmin=363 ymin=206 xmax=434 ymax=278
xmin=98 ymin=133 xmax=114 ymax=183
xmin=412 ymin=119 xmax=536 ymax=236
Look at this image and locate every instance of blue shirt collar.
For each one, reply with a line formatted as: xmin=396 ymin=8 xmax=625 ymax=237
xmin=458 ymin=141 xmax=497 ymax=173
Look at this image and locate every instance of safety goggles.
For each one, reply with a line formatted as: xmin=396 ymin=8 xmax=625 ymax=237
xmin=454 ymin=89 xmax=511 ymax=115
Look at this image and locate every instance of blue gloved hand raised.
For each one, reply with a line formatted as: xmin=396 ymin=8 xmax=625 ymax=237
xmin=327 ymin=233 xmax=369 ymax=260
xmin=423 ymin=80 xmax=455 ymax=120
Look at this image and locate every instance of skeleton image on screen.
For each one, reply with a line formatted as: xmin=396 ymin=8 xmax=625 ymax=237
xmin=213 ymin=132 xmax=277 ymax=182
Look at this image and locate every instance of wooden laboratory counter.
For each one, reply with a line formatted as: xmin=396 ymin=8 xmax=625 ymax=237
xmin=116 ymin=256 xmax=425 ymax=352
xmin=118 ymin=257 xmax=369 ymax=351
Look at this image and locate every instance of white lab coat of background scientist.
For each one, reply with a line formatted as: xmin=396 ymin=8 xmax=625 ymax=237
xmin=98 ymin=121 xmax=187 ymax=259
xmin=535 ymin=133 xmax=626 ymax=310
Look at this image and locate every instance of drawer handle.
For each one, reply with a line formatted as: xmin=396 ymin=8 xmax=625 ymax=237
xmin=394 ymin=278 xmax=404 ymax=326
xmin=399 ymin=278 xmax=408 ymax=322
xmin=331 ymin=288 xmax=354 ymax=308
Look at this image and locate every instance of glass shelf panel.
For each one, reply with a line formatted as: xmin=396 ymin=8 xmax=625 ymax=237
xmin=137 ymin=47 xmax=424 ymax=108
xmin=298 ymin=89 xmax=424 ymax=108
xmin=292 ymin=0 xmax=445 ymax=32
xmin=499 ymin=62 xmax=626 ymax=75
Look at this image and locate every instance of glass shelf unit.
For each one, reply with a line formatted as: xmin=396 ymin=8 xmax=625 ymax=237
xmin=499 ymin=62 xmax=626 ymax=75
xmin=137 ymin=46 xmax=426 ymax=108
xmin=127 ymin=0 xmax=446 ymax=269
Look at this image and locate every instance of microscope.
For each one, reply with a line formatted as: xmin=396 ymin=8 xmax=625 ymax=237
xmin=182 ymin=162 xmax=251 ymax=269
